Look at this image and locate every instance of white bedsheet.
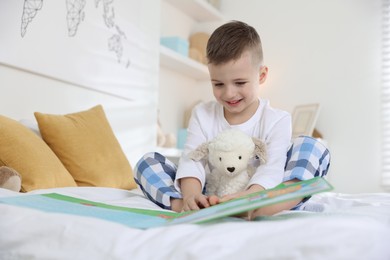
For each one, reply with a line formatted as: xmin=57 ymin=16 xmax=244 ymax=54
xmin=0 ymin=187 xmax=389 ymax=260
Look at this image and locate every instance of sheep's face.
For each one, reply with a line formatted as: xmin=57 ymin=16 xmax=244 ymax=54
xmin=188 ymin=129 xmax=267 ymax=177
xmin=209 ymin=146 xmax=253 ymax=177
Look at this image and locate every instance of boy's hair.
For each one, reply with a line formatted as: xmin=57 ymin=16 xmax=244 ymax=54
xmin=206 ymin=20 xmax=263 ymax=66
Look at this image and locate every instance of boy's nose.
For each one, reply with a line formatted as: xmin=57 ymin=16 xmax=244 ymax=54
xmin=223 ymin=85 xmax=236 ymax=98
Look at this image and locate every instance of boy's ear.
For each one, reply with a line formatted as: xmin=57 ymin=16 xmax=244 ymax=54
xmin=259 ymin=66 xmax=268 ymax=84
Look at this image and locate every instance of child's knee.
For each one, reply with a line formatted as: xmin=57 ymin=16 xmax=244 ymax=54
xmin=284 ymin=135 xmax=331 ymax=181
xmin=134 ymin=152 xmax=158 ymax=183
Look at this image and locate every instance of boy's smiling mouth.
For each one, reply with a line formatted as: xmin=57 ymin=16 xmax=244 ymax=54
xmin=226 ymin=99 xmax=242 ymax=106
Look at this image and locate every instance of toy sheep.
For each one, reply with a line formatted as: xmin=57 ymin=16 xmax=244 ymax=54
xmin=188 ymin=129 xmax=267 ymax=197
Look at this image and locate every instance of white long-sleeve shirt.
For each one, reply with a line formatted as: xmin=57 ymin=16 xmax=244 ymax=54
xmin=175 ymin=98 xmax=292 ymax=192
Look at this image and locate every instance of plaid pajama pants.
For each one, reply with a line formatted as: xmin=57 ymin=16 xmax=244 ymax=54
xmin=134 ymin=136 xmax=331 ymax=210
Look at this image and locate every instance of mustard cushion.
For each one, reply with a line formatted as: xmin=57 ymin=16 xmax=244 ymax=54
xmin=0 ymin=115 xmax=77 ymax=192
xmin=34 ymin=105 xmax=137 ymax=190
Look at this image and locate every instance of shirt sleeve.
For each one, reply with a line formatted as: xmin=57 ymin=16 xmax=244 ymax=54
xmin=174 ymin=104 xmax=210 ymax=192
xmin=247 ymin=113 xmax=292 ymax=189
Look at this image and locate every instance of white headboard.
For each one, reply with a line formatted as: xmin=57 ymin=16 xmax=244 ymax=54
xmin=0 ymin=64 xmax=156 ymax=167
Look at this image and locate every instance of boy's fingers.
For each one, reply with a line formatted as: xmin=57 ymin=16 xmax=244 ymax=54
xmin=183 ymin=196 xmax=215 ymax=211
xmin=197 ymin=196 xmax=210 ymax=208
xmin=190 ymin=200 xmax=200 ymax=210
xmin=220 ymin=194 xmax=236 ymax=203
xmin=208 ymin=195 xmax=220 ymax=205
xmin=183 ymin=199 xmax=200 ymax=211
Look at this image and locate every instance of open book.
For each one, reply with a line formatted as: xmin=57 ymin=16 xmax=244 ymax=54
xmin=0 ymin=177 xmax=332 ymax=229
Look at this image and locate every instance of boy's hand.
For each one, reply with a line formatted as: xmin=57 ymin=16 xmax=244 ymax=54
xmin=181 ymin=177 xmax=209 ymax=211
xmin=182 ymin=193 xmax=210 ymax=211
xmin=219 ymin=191 xmax=247 ymax=203
xmin=208 ymin=195 xmax=220 ymax=206
xmin=219 ymin=184 xmax=265 ymax=203
xmin=182 ymin=194 xmax=221 ymax=211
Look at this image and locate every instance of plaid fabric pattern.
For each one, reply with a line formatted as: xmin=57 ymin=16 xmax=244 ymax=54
xmin=285 ymin=136 xmax=331 ymax=210
xmin=284 ymin=136 xmax=331 ymax=182
xmin=134 ymin=152 xmax=182 ymax=210
xmin=135 ymin=136 xmax=331 ymax=210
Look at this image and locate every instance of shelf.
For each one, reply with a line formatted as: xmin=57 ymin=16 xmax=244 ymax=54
xmin=159 ymin=45 xmax=209 ymax=80
xmin=160 ymin=0 xmax=224 ymax=80
xmin=165 ymin=0 xmax=224 ymax=22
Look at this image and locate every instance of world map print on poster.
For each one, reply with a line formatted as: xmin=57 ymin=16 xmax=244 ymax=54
xmin=0 ymin=0 xmax=159 ymax=101
xmin=21 ymin=0 xmax=129 ymax=67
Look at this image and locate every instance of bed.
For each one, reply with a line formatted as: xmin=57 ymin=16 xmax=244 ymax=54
xmin=0 ymin=67 xmax=389 ymax=260
xmin=0 ymin=102 xmax=389 ymax=260
xmin=1 ymin=186 xmax=389 ymax=259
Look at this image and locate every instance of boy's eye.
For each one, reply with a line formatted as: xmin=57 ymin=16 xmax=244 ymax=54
xmin=214 ymin=83 xmax=224 ymax=87
xmin=236 ymin=81 xmax=247 ymax=86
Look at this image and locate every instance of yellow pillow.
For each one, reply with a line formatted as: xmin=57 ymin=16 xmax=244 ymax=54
xmin=0 ymin=115 xmax=77 ymax=192
xmin=34 ymin=105 xmax=137 ymax=190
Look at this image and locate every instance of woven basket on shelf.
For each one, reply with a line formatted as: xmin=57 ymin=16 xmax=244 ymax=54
xmin=189 ymin=32 xmax=210 ymax=64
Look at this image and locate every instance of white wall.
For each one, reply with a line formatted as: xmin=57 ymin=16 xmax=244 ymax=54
xmin=159 ymin=0 xmax=384 ymax=193
xmin=221 ymin=0 xmax=383 ymax=193
xmin=0 ymin=1 xmax=161 ymax=167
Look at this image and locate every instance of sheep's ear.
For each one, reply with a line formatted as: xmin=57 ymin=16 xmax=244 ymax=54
xmin=252 ymin=138 xmax=267 ymax=165
xmin=188 ymin=142 xmax=209 ymax=161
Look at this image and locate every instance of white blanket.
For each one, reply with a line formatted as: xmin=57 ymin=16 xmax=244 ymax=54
xmin=0 ymin=187 xmax=389 ymax=260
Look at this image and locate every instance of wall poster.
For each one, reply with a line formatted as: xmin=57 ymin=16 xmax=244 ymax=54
xmin=0 ymin=0 xmax=160 ymax=101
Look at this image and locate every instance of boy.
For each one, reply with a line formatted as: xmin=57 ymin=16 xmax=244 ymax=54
xmin=135 ymin=21 xmax=330 ymax=218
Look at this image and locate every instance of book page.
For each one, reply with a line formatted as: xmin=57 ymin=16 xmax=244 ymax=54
xmin=0 ymin=177 xmax=333 ymax=229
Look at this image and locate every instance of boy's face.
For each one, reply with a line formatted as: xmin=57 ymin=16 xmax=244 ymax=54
xmin=208 ymin=50 xmax=268 ymax=124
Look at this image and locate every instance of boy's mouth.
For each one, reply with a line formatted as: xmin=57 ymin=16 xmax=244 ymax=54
xmin=226 ymin=99 xmax=242 ymax=106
